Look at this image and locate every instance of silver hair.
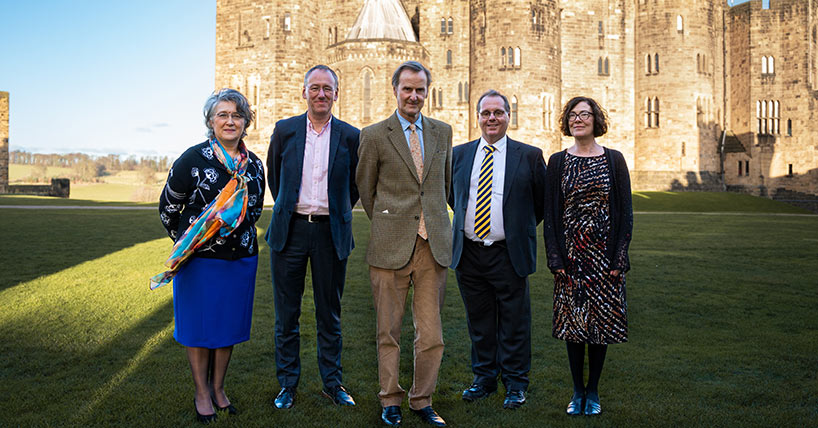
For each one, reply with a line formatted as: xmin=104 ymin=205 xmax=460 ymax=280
xmin=476 ymin=89 xmax=510 ymax=114
xmin=304 ymin=65 xmax=339 ymax=90
xmin=203 ymin=88 xmax=254 ymax=140
xmin=391 ymin=61 xmax=431 ymax=89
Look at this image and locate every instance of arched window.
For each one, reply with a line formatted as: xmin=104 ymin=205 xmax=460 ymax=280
xmin=440 ymin=18 xmax=446 ymax=34
xmin=598 ymin=57 xmax=604 ymax=75
xmin=761 ymin=56 xmax=767 ymax=74
xmin=501 ymin=47 xmax=506 ymax=68
xmin=508 ymin=47 xmax=514 ymax=68
xmin=653 ymin=97 xmax=660 ymax=127
xmin=697 ymin=97 xmax=703 ymax=124
xmin=448 ymin=17 xmax=453 ymax=34
xmin=774 ymin=100 xmax=780 ymax=133
xmin=464 ymin=82 xmax=469 ymax=101
xmin=677 ymin=15 xmax=684 ymax=33
xmin=769 ymin=56 xmax=775 ymax=74
xmin=768 ymin=100 xmax=775 ymax=134
xmin=697 ymin=54 xmax=701 ymax=73
xmin=654 ymin=53 xmax=659 ymax=73
xmin=761 ymin=100 xmax=767 ymax=133
xmin=756 ymin=101 xmax=762 ymax=133
xmin=446 ymin=50 xmax=452 ymax=66
xmin=787 ymin=118 xmax=792 ymax=136
xmin=458 ymin=82 xmax=463 ymax=102
xmin=362 ymin=69 xmax=372 ymax=121
xmin=604 ymin=57 xmax=610 ymax=75
xmin=438 ymin=88 xmax=443 ymax=108
xmin=511 ymin=95 xmax=518 ymax=127
xmin=514 ymin=47 xmax=521 ymax=67
xmin=646 ymin=54 xmax=652 ymax=74
xmin=645 ymin=97 xmax=652 ymax=127
xmin=542 ymin=95 xmax=553 ymax=130
xmin=328 ymin=29 xmax=333 ymax=45
xmin=431 ymin=87 xmax=436 ymax=110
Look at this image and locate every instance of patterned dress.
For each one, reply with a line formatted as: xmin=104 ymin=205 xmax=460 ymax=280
xmin=552 ymin=153 xmax=628 ymax=344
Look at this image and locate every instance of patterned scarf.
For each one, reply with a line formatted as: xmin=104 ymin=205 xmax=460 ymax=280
xmin=150 ymin=138 xmax=250 ymax=290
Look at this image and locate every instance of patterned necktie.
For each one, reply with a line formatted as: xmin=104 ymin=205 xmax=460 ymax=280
xmin=409 ymin=123 xmax=427 ymax=239
xmin=474 ymin=145 xmax=496 ymax=240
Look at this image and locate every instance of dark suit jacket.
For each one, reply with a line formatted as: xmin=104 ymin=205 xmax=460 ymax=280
xmin=356 ymin=112 xmax=453 ymax=269
xmin=449 ymin=137 xmax=546 ymax=277
xmin=265 ymin=113 xmax=360 ymax=260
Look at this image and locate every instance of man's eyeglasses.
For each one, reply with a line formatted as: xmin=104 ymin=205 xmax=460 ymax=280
xmin=479 ymin=109 xmax=507 ymax=119
xmin=567 ymin=111 xmax=593 ymax=122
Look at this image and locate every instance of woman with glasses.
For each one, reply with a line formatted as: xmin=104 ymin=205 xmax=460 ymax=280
xmin=543 ymin=96 xmax=633 ymax=416
xmin=152 ymin=88 xmax=266 ymax=423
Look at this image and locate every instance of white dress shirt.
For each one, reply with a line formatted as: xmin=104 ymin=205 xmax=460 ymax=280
xmin=465 ymin=135 xmax=507 ymax=244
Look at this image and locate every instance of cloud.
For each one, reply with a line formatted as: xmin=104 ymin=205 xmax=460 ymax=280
xmin=135 ymin=123 xmax=171 ymax=133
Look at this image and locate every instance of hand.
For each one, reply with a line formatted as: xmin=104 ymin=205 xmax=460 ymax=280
xmin=609 ymin=269 xmax=620 ymax=277
xmin=554 ymin=269 xmax=565 ymax=277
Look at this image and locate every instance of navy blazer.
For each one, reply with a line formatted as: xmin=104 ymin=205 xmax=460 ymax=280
xmin=265 ymin=113 xmax=360 ymax=260
xmin=449 ymin=137 xmax=546 ymax=277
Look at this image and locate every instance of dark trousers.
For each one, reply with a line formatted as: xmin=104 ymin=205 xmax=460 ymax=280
xmin=271 ymin=216 xmax=347 ymax=389
xmin=455 ymin=239 xmax=531 ymax=392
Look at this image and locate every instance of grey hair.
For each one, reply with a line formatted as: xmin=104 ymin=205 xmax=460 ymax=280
xmin=391 ymin=61 xmax=432 ymax=89
xmin=203 ymin=88 xmax=254 ymax=140
xmin=476 ymin=89 xmax=510 ymax=114
xmin=304 ymin=65 xmax=339 ymax=90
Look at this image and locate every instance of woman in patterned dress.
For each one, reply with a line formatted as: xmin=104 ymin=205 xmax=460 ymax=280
xmin=543 ymin=96 xmax=633 ymax=416
xmin=156 ymin=89 xmax=265 ymax=423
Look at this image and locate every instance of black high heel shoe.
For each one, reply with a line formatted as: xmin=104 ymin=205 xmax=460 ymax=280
xmin=194 ymin=399 xmax=218 ymax=424
xmin=212 ymin=396 xmax=238 ymax=415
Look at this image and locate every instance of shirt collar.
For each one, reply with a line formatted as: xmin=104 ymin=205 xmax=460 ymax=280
xmin=396 ymin=110 xmax=423 ymax=132
xmin=307 ymin=115 xmax=332 ymax=135
xmin=479 ymin=135 xmax=507 ymax=153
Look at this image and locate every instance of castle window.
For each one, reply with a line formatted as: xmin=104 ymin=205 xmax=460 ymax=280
xmin=438 ymin=88 xmax=443 ymax=108
xmin=745 ymin=160 xmax=750 ymax=176
xmin=681 ymin=141 xmax=686 ymax=157
xmin=787 ymin=119 xmax=792 ymax=136
xmin=761 ymin=100 xmax=767 ymax=134
xmin=440 ymin=18 xmax=446 ymax=34
xmin=646 ymin=54 xmax=652 ymax=74
xmin=788 ymin=164 xmax=793 ymax=177
xmin=283 ymin=12 xmax=291 ymax=32
xmin=697 ymin=54 xmax=701 ymax=73
xmin=604 ymin=57 xmax=610 ymax=75
xmin=653 ymin=97 xmax=660 ymax=126
xmin=508 ymin=47 xmax=514 ymax=68
xmin=769 ymin=56 xmax=774 ymax=74
xmin=328 ymin=29 xmax=333 ymax=45
xmin=464 ymin=82 xmax=469 ymax=101
xmin=458 ymin=83 xmax=462 ymax=102
xmin=598 ymin=21 xmax=603 ymax=35
xmin=654 ymin=54 xmax=659 ymax=73
xmin=738 ymin=160 xmax=743 ymax=176
xmin=431 ymin=88 xmax=436 ymax=110
xmin=446 ymin=50 xmax=452 ymax=67
xmin=514 ymin=47 xmax=521 ymax=67
xmin=448 ymin=17 xmax=453 ymax=34
xmin=501 ymin=47 xmax=506 ymax=68
xmin=542 ymin=94 xmax=553 ymax=130
xmin=772 ymin=100 xmax=779 ymax=134
xmin=511 ymin=96 xmax=518 ymax=127
xmin=761 ymin=56 xmax=767 ymax=74
xmin=263 ymin=16 xmax=271 ymax=39
xmin=676 ymin=15 xmax=684 ymax=33
xmin=756 ymin=101 xmax=762 ymax=133
xmin=599 ymin=58 xmax=604 ymax=74
xmin=697 ymin=97 xmax=703 ymax=124
xmin=645 ymin=97 xmax=651 ymax=127
xmin=362 ymin=69 xmax=372 ymax=121
xmin=334 ymin=26 xmax=338 ymax=44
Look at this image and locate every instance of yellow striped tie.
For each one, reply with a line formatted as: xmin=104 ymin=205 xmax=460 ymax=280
xmin=474 ymin=145 xmax=496 ymax=240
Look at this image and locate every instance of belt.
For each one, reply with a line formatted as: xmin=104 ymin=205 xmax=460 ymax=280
xmin=466 ymin=239 xmax=506 ymax=248
xmin=294 ymin=213 xmax=330 ymax=223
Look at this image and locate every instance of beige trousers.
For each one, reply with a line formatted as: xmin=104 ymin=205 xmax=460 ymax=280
xmin=370 ymin=235 xmax=447 ymax=409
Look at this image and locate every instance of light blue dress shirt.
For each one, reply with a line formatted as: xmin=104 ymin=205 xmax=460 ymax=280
xmin=396 ymin=110 xmax=424 ymax=161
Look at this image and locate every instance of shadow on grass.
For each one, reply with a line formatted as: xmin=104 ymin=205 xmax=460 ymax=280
xmin=0 ymin=209 xmax=167 ymax=291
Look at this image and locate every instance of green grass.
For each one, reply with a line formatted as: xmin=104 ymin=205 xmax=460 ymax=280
xmin=632 ymin=191 xmax=810 ymax=213
xmin=0 ymin=195 xmax=816 ymax=427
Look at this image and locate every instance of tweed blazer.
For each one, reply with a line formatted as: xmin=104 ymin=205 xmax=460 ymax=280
xmin=356 ymin=112 xmax=453 ymax=269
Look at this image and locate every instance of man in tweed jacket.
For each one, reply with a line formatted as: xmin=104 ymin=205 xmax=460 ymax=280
xmin=356 ymin=61 xmax=452 ymax=427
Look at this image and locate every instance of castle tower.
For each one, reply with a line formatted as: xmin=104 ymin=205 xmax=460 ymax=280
xmin=215 ymin=0 xmax=324 ymax=156
xmin=726 ymin=0 xmax=818 ymax=197
xmin=329 ymin=0 xmax=429 ymax=128
xmin=469 ymin=0 xmax=561 ymax=153
xmin=0 ymin=92 xmax=8 ymax=193
xmin=633 ymin=0 xmax=725 ymax=190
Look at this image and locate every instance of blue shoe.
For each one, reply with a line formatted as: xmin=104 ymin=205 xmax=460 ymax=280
xmin=274 ymin=387 xmax=296 ymax=409
xmin=584 ymin=397 xmax=601 ymax=415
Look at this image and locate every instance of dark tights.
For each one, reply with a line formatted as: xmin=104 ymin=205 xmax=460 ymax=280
xmin=566 ymin=342 xmax=607 ymax=401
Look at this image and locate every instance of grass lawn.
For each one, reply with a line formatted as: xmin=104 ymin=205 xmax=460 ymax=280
xmin=0 ymin=194 xmax=816 ymax=427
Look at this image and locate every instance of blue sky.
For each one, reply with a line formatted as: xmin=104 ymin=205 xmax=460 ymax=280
xmin=0 ymin=1 xmax=215 ymax=157
xmin=1 ymin=1 xmax=754 ymax=158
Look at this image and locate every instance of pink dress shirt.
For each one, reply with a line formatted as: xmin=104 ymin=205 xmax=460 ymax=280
xmin=295 ymin=117 xmax=331 ymax=215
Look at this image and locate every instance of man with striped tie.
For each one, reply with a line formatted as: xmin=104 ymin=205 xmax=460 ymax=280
xmin=449 ymin=89 xmax=546 ymax=410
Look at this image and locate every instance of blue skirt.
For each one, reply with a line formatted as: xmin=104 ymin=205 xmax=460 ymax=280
xmin=172 ymin=255 xmax=258 ymax=348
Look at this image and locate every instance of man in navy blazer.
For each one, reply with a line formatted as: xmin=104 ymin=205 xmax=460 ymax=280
xmin=265 ymin=65 xmax=359 ymax=409
xmin=449 ymin=90 xmax=546 ymax=409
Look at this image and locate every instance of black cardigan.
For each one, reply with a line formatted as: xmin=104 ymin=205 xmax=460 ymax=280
xmin=158 ymin=141 xmax=266 ymax=260
xmin=543 ymin=147 xmax=633 ymax=274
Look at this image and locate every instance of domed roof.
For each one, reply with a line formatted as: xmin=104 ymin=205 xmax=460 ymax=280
xmin=346 ymin=0 xmax=417 ymax=42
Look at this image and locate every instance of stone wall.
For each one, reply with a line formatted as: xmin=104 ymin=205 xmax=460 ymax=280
xmin=6 ymin=178 xmax=70 ymax=198
xmin=0 ymin=91 xmax=8 ymax=193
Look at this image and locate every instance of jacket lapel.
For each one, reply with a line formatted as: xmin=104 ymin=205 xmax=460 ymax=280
xmin=503 ymin=138 xmax=522 ymax=208
xmin=461 ymin=140 xmax=479 ymax=209
xmin=387 ymin=112 xmax=421 ymax=182
xmin=421 ymin=116 xmax=437 ymax=183
xmin=293 ymin=113 xmax=308 ymax=181
xmin=327 ymin=116 xmax=340 ymax=181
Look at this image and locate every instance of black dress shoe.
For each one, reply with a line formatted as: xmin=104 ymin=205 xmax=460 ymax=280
xmin=322 ymin=385 xmax=356 ymax=406
xmin=462 ymin=383 xmax=496 ymax=402
xmin=274 ymin=387 xmax=296 ymax=409
xmin=381 ymin=405 xmax=402 ymax=426
xmin=410 ymin=406 xmax=446 ymax=426
xmin=503 ymin=390 xmax=526 ymax=410
xmin=194 ymin=399 xmax=218 ymax=424
xmin=211 ymin=397 xmax=238 ymax=415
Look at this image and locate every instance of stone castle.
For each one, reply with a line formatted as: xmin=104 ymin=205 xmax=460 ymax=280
xmin=1 ymin=91 xmax=9 ymax=193
xmin=214 ymin=0 xmax=817 ymax=197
